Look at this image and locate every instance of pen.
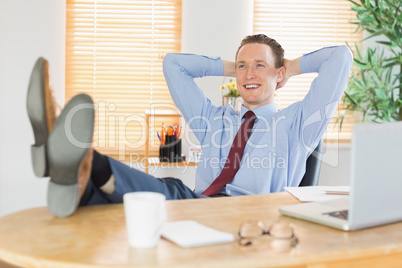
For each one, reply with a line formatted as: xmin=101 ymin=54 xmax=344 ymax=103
xmin=161 ymin=123 xmax=166 ymax=145
xmin=325 ymin=191 xmax=349 ymax=195
xmin=173 ymin=124 xmax=178 ymax=139
xmin=157 ymin=131 xmax=161 ymax=143
xmin=167 ymin=126 xmax=174 ymax=136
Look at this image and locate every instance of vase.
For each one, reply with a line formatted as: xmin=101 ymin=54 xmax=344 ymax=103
xmin=223 ymin=96 xmax=242 ymax=113
xmin=223 ymin=96 xmax=237 ymax=107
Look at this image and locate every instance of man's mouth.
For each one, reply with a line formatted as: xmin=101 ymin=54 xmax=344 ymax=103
xmin=244 ymin=84 xmax=260 ymax=90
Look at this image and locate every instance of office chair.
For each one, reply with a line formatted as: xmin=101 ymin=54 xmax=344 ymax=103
xmin=299 ymin=139 xmax=324 ymax=187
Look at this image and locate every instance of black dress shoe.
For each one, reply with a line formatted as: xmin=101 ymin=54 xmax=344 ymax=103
xmin=47 ymin=94 xmax=94 ymax=217
xmin=27 ymin=57 xmax=58 ymax=177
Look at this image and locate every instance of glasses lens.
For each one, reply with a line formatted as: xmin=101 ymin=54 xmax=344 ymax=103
xmin=239 ymin=220 xmax=265 ymax=239
xmin=269 ymin=221 xmax=294 ymax=239
xmin=268 ymin=221 xmax=298 ymax=251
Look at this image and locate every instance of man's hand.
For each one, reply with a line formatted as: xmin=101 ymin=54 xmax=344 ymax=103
xmin=276 ymin=57 xmax=302 ymax=90
xmin=222 ymin=60 xmax=236 ymax=77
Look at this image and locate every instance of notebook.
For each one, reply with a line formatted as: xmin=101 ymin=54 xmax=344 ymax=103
xmin=280 ymin=122 xmax=402 ymax=231
xmin=161 ymin=220 xmax=235 ymax=247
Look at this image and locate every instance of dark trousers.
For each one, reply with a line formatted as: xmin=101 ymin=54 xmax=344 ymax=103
xmin=81 ymin=157 xmax=205 ymax=206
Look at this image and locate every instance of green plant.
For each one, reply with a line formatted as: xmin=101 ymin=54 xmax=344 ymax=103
xmin=221 ymin=79 xmax=240 ymax=98
xmin=339 ymin=0 xmax=402 ymax=126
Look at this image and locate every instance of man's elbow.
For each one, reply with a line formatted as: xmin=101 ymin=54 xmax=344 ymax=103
xmin=163 ymin=53 xmax=174 ymax=72
xmin=336 ymin=45 xmax=353 ymax=71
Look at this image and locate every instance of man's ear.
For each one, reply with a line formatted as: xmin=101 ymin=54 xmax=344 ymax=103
xmin=276 ymin=66 xmax=285 ymax=83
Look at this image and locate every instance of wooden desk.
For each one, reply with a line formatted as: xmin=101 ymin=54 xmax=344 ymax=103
xmin=1 ymin=193 xmax=402 ymax=268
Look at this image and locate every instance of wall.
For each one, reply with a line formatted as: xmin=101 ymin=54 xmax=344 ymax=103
xmin=319 ymin=144 xmax=351 ymax=186
xmin=181 ymin=0 xmax=254 ymax=106
xmin=0 ymin=0 xmax=65 ymax=217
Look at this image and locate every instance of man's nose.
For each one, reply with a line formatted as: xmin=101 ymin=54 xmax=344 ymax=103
xmin=246 ymin=67 xmax=256 ymax=79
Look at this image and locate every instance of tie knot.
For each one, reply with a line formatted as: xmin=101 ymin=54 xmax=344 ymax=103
xmin=243 ymin=110 xmax=256 ymax=121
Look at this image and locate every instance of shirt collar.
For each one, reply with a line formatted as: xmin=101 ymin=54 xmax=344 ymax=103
xmin=240 ymin=103 xmax=279 ymax=120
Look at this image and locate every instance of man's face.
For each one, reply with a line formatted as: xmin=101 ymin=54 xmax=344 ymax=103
xmin=235 ymin=43 xmax=284 ymax=110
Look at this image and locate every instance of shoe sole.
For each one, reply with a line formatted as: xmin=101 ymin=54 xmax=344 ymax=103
xmin=47 ymin=94 xmax=95 ymax=217
xmin=26 ymin=57 xmax=55 ymax=177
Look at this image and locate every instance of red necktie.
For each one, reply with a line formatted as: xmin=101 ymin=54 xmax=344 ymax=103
xmin=202 ymin=111 xmax=257 ymax=196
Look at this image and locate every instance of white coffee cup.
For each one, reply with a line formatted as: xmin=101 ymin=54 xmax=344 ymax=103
xmin=123 ymin=192 xmax=166 ymax=248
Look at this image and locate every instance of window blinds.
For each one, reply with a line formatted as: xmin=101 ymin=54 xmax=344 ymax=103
xmin=66 ymin=0 xmax=182 ymax=160
xmin=254 ymin=0 xmax=362 ymax=142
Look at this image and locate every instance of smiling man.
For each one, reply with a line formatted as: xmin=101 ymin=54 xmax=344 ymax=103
xmin=28 ymin=34 xmax=352 ymax=217
xmin=164 ymin=34 xmax=352 ymax=196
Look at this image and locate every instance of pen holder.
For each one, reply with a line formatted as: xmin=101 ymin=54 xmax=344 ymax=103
xmin=159 ymin=136 xmax=182 ymax=163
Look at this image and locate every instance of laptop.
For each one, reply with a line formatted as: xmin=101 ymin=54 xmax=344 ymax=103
xmin=279 ymin=122 xmax=402 ymax=231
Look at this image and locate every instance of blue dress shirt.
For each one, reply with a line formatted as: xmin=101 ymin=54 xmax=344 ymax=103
xmin=163 ymin=46 xmax=352 ymax=196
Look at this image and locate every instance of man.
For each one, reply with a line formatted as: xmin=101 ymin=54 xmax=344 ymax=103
xmin=27 ymin=34 xmax=352 ymax=217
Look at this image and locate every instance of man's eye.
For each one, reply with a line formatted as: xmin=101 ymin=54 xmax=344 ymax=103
xmin=257 ymin=64 xmax=265 ymax=67
xmin=238 ymin=65 xmax=246 ymax=69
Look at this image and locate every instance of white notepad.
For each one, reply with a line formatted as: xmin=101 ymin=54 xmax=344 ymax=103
xmin=284 ymin=186 xmax=350 ymax=202
xmin=161 ymin=220 xmax=235 ymax=248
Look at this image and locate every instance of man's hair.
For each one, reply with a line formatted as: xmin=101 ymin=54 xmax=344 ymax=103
xmin=235 ymin=34 xmax=284 ymax=68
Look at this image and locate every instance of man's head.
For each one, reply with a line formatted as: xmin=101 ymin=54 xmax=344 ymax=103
xmin=235 ymin=34 xmax=284 ymax=68
xmin=235 ymin=34 xmax=285 ymax=110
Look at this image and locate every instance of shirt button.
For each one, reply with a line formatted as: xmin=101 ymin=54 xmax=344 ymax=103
xmin=227 ymin=190 xmax=231 ymax=195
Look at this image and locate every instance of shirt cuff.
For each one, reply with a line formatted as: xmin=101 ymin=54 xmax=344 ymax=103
xmin=202 ymin=55 xmax=224 ymax=77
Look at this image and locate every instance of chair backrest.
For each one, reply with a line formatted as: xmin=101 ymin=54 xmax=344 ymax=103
xmin=299 ymin=139 xmax=323 ymax=187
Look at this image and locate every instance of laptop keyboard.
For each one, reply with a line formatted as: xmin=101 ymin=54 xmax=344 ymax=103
xmin=323 ymin=210 xmax=349 ymax=220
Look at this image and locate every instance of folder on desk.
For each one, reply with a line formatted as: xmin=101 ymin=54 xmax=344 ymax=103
xmin=161 ymin=220 xmax=235 ymax=247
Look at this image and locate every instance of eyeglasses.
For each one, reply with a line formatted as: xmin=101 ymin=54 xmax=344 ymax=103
xmin=238 ymin=220 xmax=299 ymax=250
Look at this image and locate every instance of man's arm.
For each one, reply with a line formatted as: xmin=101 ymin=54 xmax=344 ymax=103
xmin=292 ymin=45 xmax=353 ymax=148
xmin=163 ymin=53 xmax=224 ymax=145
